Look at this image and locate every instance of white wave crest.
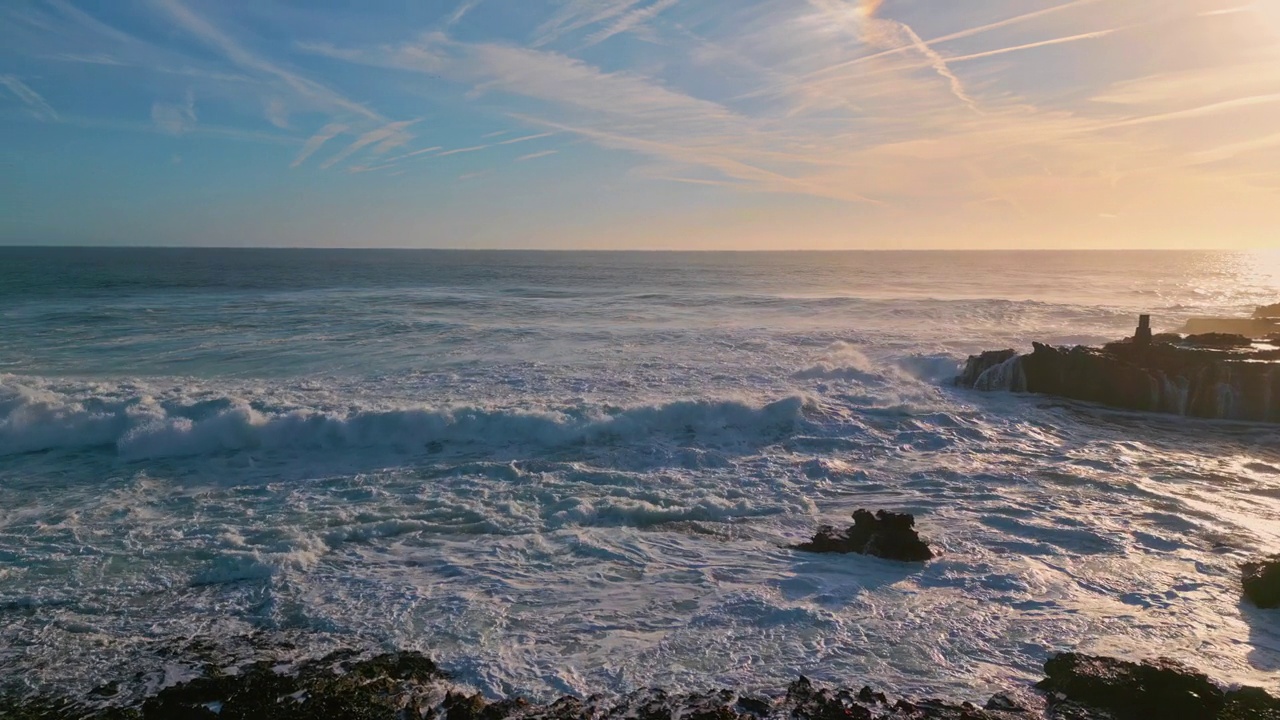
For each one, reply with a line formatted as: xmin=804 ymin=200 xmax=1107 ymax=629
xmin=0 ymin=376 xmax=814 ymax=460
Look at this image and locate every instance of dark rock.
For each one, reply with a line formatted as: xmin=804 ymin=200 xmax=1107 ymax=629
xmin=785 ymin=676 xmax=871 ymax=720
xmin=1255 ymin=303 xmax=1280 ymax=319
xmin=956 ymin=349 xmax=1017 ymax=389
xmin=983 ymin=693 xmax=1022 ymax=712
xmin=1151 ymin=332 xmax=1183 ymax=345
xmin=1222 ymin=686 xmax=1280 ymax=719
xmin=958 ymin=340 xmax=1280 ymax=423
xmin=856 ymin=687 xmax=886 ymax=705
xmin=793 ymin=509 xmax=934 ymax=562
xmin=7 ymin=643 xmax=1280 ymax=720
xmin=1184 ymin=333 xmax=1252 ymax=348
xmin=1038 ymin=653 xmax=1225 ymax=719
xmin=735 ymin=695 xmax=774 ymax=716
xmin=1242 ymin=555 xmax=1280 ymax=608
xmin=88 ymin=682 xmax=120 ymax=699
xmin=135 ymin=650 xmax=446 ymax=720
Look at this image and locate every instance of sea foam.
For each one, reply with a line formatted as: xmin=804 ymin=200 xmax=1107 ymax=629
xmin=0 ymin=376 xmax=815 ymax=460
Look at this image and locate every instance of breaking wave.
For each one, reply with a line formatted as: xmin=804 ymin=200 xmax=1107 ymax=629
xmin=0 ymin=376 xmax=815 ymax=460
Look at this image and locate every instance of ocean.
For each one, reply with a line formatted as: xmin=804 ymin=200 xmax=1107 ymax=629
xmin=2 ymin=248 xmax=1279 ymax=702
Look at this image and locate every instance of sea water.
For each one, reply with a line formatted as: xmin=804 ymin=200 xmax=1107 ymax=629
xmin=2 ymin=248 xmax=1279 ymax=701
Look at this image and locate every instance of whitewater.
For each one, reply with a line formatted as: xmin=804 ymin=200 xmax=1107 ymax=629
xmin=2 ymin=248 xmax=1279 ymax=702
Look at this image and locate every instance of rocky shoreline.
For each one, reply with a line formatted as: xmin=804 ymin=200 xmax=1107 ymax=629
xmin=957 ymin=331 xmax=1280 ymax=423
xmin=9 ymin=512 xmax=1275 ymax=718
xmin=4 ymin=642 xmax=1278 ymax=720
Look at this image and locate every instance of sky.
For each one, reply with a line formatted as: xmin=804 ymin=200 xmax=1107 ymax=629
xmin=1 ymin=0 xmax=1279 ymax=250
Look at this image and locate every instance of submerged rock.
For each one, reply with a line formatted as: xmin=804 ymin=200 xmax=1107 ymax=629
xmin=793 ymin=509 xmax=934 ymax=562
xmin=1242 ymin=555 xmax=1280 ymax=609
xmin=958 ymin=340 xmax=1280 ymax=422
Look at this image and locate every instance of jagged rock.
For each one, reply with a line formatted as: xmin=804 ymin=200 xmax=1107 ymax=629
xmin=133 ymin=651 xmax=446 ymax=720
xmin=6 ymin=644 xmax=1280 ymax=720
xmin=956 ymin=349 xmax=1017 ymax=389
xmin=1242 ymin=555 xmax=1280 ymax=609
xmin=1151 ymin=332 xmax=1183 ymax=345
xmin=1223 ymin=686 xmax=1280 ymax=720
xmin=1184 ymin=333 xmax=1252 ymax=348
xmin=793 ymin=509 xmax=934 ymax=562
xmin=1255 ymin=303 xmax=1280 ymax=319
xmin=959 ymin=341 xmax=1280 ymax=422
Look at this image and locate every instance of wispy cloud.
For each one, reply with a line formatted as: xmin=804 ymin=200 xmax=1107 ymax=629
xmin=533 ymin=0 xmax=671 ymax=47
xmin=151 ymin=90 xmax=197 ymax=134
xmin=943 ymin=27 xmax=1128 ymax=65
xmin=320 ymin=119 xmax=419 ymax=169
xmin=151 ymin=0 xmax=382 ymax=122
xmin=0 ymin=75 xmax=58 ymax=120
xmin=809 ymin=0 xmax=978 ymax=112
xmin=516 ymin=149 xmax=558 ymax=161
xmin=381 ymin=145 xmax=444 ymax=164
xmin=496 ymin=132 xmax=554 ymax=145
xmin=264 ymin=97 xmax=290 ymax=129
xmin=5 ymin=0 xmax=1277 ymax=245
xmin=445 ymin=0 xmax=484 ymax=29
xmin=436 ymin=144 xmax=489 ymax=157
xmin=292 ymin=123 xmax=349 ymax=167
xmin=1096 ymin=93 xmax=1280 ymax=130
xmin=583 ymin=0 xmax=680 ymax=47
xmin=787 ymin=0 xmax=1107 ymax=90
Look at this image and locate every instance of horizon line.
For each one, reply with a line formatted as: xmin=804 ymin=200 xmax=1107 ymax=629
xmin=0 ymin=245 xmax=1273 ymax=253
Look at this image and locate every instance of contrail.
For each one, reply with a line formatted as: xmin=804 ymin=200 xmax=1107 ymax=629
xmin=852 ymin=0 xmax=978 ymax=112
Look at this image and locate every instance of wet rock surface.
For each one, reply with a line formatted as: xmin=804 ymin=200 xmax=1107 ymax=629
xmin=1037 ymin=653 xmax=1280 ymax=720
xmin=958 ymin=340 xmax=1280 ymax=422
xmin=1183 ymin=333 xmax=1253 ymax=348
xmin=4 ymin=648 xmax=1279 ymax=720
xmin=1243 ymin=555 xmax=1280 ymax=609
xmin=956 ymin=349 xmax=1017 ymax=389
xmin=792 ymin=509 xmax=934 ymax=562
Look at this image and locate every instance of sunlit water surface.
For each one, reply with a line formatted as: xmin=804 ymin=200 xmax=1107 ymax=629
xmin=1 ymin=249 xmax=1278 ymax=701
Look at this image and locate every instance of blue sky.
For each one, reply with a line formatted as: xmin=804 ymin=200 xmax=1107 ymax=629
xmin=2 ymin=0 xmax=1278 ymax=249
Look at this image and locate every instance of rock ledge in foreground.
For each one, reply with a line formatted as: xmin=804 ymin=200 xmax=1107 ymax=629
xmin=5 ymin=646 xmax=1280 ymax=720
xmin=1038 ymin=653 xmax=1280 ymax=720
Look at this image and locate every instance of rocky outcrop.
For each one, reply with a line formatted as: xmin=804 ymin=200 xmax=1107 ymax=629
xmin=956 ymin=349 xmax=1018 ymax=390
xmin=1184 ymin=333 xmax=1253 ymax=348
xmin=1184 ymin=316 xmax=1280 ymax=337
xmin=1243 ymin=555 xmax=1280 ymax=609
xmin=1037 ymin=653 xmax=1280 ymax=719
xmin=1255 ymin=303 xmax=1280 ymax=320
xmin=793 ymin=509 xmax=934 ymax=562
xmin=958 ymin=341 xmax=1280 ymax=422
xmin=5 ymin=648 xmax=1280 ymax=720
